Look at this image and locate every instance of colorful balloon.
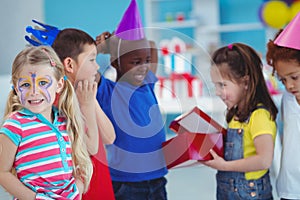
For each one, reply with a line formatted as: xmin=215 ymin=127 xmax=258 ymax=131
xmin=258 ymin=3 xmax=267 ymax=25
xmin=290 ymin=2 xmax=300 ymax=20
xmin=262 ymin=0 xmax=289 ymax=29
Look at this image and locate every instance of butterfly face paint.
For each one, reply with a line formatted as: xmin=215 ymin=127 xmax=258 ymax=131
xmin=17 ymin=72 xmax=53 ymax=105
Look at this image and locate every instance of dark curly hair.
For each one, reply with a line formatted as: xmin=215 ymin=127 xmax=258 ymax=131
xmin=266 ymin=29 xmax=300 ymax=74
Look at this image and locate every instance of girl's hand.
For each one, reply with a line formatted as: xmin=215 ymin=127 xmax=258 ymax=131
xmin=96 ymin=31 xmax=112 ymax=54
xmin=75 ymin=80 xmax=97 ymax=107
xmin=201 ymin=149 xmax=227 ymax=171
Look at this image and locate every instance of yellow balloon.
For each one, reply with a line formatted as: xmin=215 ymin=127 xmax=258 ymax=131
xmin=290 ymin=2 xmax=300 ymax=20
xmin=262 ymin=0 xmax=289 ymax=29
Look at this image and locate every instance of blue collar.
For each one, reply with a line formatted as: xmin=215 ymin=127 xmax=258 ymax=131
xmin=18 ymin=106 xmax=59 ymax=119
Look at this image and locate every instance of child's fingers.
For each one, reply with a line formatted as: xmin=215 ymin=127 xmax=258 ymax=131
xmin=96 ymin=32 xmax=110 ymax=43
xmin=76 ymin=80 xmax=82 ymax=90
xmin=102 ymin=31 xmax=111 ymax=39
xmin=209 ymin=149 xmax=218 ymax=159
xmin=92 ymin=82 xmax=98 ymax=97
xmin=82 ymin=80 xmax=89 ymax=90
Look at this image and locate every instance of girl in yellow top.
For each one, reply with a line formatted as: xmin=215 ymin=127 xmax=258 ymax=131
xmin=204 ymin=43 xmax=278 ymax=199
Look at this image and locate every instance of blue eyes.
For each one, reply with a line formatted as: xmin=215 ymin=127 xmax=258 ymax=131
xmin=20 ymin=81 xmax=49 ymax=88
xmin=39 ymin=81 xmax=48 ymax=86
xmin=20 ymin=83 xmax=30 ymax=88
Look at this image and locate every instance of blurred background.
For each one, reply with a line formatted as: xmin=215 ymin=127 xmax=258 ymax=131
xmin=1 ymin=0 xmax=296 ymax=199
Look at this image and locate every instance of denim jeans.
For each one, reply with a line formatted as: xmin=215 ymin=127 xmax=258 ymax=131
xmin=216 ymin=128 xmax=273 ymax=200
xmin=217 ymin=171 xmax=273 ymax=200
xmin=112 ymin=177 xmax=167 ymax=200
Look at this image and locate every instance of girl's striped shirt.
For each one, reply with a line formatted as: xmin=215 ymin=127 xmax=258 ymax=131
xmin=0 ymin=108 xmax=80 ymax=200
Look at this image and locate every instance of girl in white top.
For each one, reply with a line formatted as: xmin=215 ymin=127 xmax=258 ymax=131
xmin=267 ymin=21 xmax=300 ymax=199
xmin=278 ymin=91 xmax=300 ymax=199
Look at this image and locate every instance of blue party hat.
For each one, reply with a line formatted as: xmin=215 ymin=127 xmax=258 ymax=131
xmin=25 ymin=19 xmax=60 ymax=46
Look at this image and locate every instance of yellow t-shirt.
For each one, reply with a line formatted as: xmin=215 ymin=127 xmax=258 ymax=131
xmin=228 ymin=108 xmax=276 ymax=180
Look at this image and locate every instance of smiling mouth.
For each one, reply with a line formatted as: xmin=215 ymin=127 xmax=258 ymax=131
xmin=135 ymin=74 xmax=145 ymax=81
xmin=28 ymin=99 xmax=44 ymax=105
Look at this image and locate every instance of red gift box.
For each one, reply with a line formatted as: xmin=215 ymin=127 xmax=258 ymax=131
xmin=162 ymin=106 xmax=226 ymax=169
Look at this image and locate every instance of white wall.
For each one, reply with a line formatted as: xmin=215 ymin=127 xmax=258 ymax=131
xmin=0 ymin=0 xmax=44 ymax=75
xmin=0 ymin=75 xmax=11 ymax=119
xmin=0 ymin=0 xmax=44 ymax=134
xmin=0 ymin=1 xmax=43 ymax=198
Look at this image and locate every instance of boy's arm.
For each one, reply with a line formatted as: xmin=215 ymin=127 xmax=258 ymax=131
xmin=0 ymin=135 xmax=36 ymax=200
xmin=149 ymin=40 xmax=158 ymax=74
xmin=75 ymin=80 xmax=99 ymax=155
xmin=95 ymin=100 xmax=116 ymax=144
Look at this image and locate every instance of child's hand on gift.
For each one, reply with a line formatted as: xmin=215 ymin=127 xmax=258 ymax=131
xmin=200 ymin=149 xmax=228 ymax=171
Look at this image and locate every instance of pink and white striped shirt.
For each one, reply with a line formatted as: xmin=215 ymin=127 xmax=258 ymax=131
xmin=0 ymin=108 xmax=79 ymax=199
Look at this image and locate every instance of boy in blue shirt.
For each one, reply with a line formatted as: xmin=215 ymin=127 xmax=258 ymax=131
xmin=95 ymin=0 xmax=168 ymax=199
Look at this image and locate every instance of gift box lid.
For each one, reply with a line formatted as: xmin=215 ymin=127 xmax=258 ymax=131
xmin=169 ymin=106 xmax=226 ymax=135
xmin=163 ymin=106 xmax=226 ymax=169
xmin=162 ymin=131 xmax=224 ymax=169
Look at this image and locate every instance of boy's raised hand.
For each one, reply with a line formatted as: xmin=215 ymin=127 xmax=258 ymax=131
xmin=96 ymin=31 xmax=112 ymax=54
xmin=75 ymin=80 xmax=97 ymax=106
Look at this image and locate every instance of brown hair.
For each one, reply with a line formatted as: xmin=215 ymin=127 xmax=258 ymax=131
xmin=211 ymin=43 xmax=278 ymax=123
xmin=52 ymin=28 xmax=96 ymax=62
xmin=266 ymin=29 xmax=300 ymax=72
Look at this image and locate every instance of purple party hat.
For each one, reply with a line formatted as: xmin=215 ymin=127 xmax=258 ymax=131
xmin=274 ymin=12 xmax=300 ymax=50
xmin=115 ymin=0 xmax=145 ymax=40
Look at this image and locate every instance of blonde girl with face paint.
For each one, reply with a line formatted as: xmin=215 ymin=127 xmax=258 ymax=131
xmin=0 ymin=46 xmax=92 ymax=199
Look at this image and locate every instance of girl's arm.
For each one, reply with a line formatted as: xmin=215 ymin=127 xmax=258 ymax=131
xmin=0 ymin=134 xmax=36 ymax=200
xmin=75 ymin=80 xmax=99 ymax=155
xmin=203 ymin=134 xmax=274 ymax=172
xmin=95 ymin=100 xmax=115 ymax=144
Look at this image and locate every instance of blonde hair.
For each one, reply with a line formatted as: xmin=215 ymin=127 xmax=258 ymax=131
xmin=4 ymin=45 xmax=92 ymax=192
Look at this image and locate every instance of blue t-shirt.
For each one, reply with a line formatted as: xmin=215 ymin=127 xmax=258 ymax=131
xmin=96 ymin=71 xmax=168 ymax=182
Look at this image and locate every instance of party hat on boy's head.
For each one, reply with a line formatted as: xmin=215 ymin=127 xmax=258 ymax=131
xmin=109 ymin=0 xmax=150 ymax=63
xmin=274 ymin=12 xmax=300 ymax=50
xmin=115 ymin=0 xmax=145 ymax=40
xmin=25 ymin=19 xmax=60 ymax=46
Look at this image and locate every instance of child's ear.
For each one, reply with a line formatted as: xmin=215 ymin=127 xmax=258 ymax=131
xmin=56 ymin=77 xmax=64 ymax=93
xmin=243 ymin=75 xmax=250 ymax=89
xmin=63 ymin=57 xmax=74 ymax=73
